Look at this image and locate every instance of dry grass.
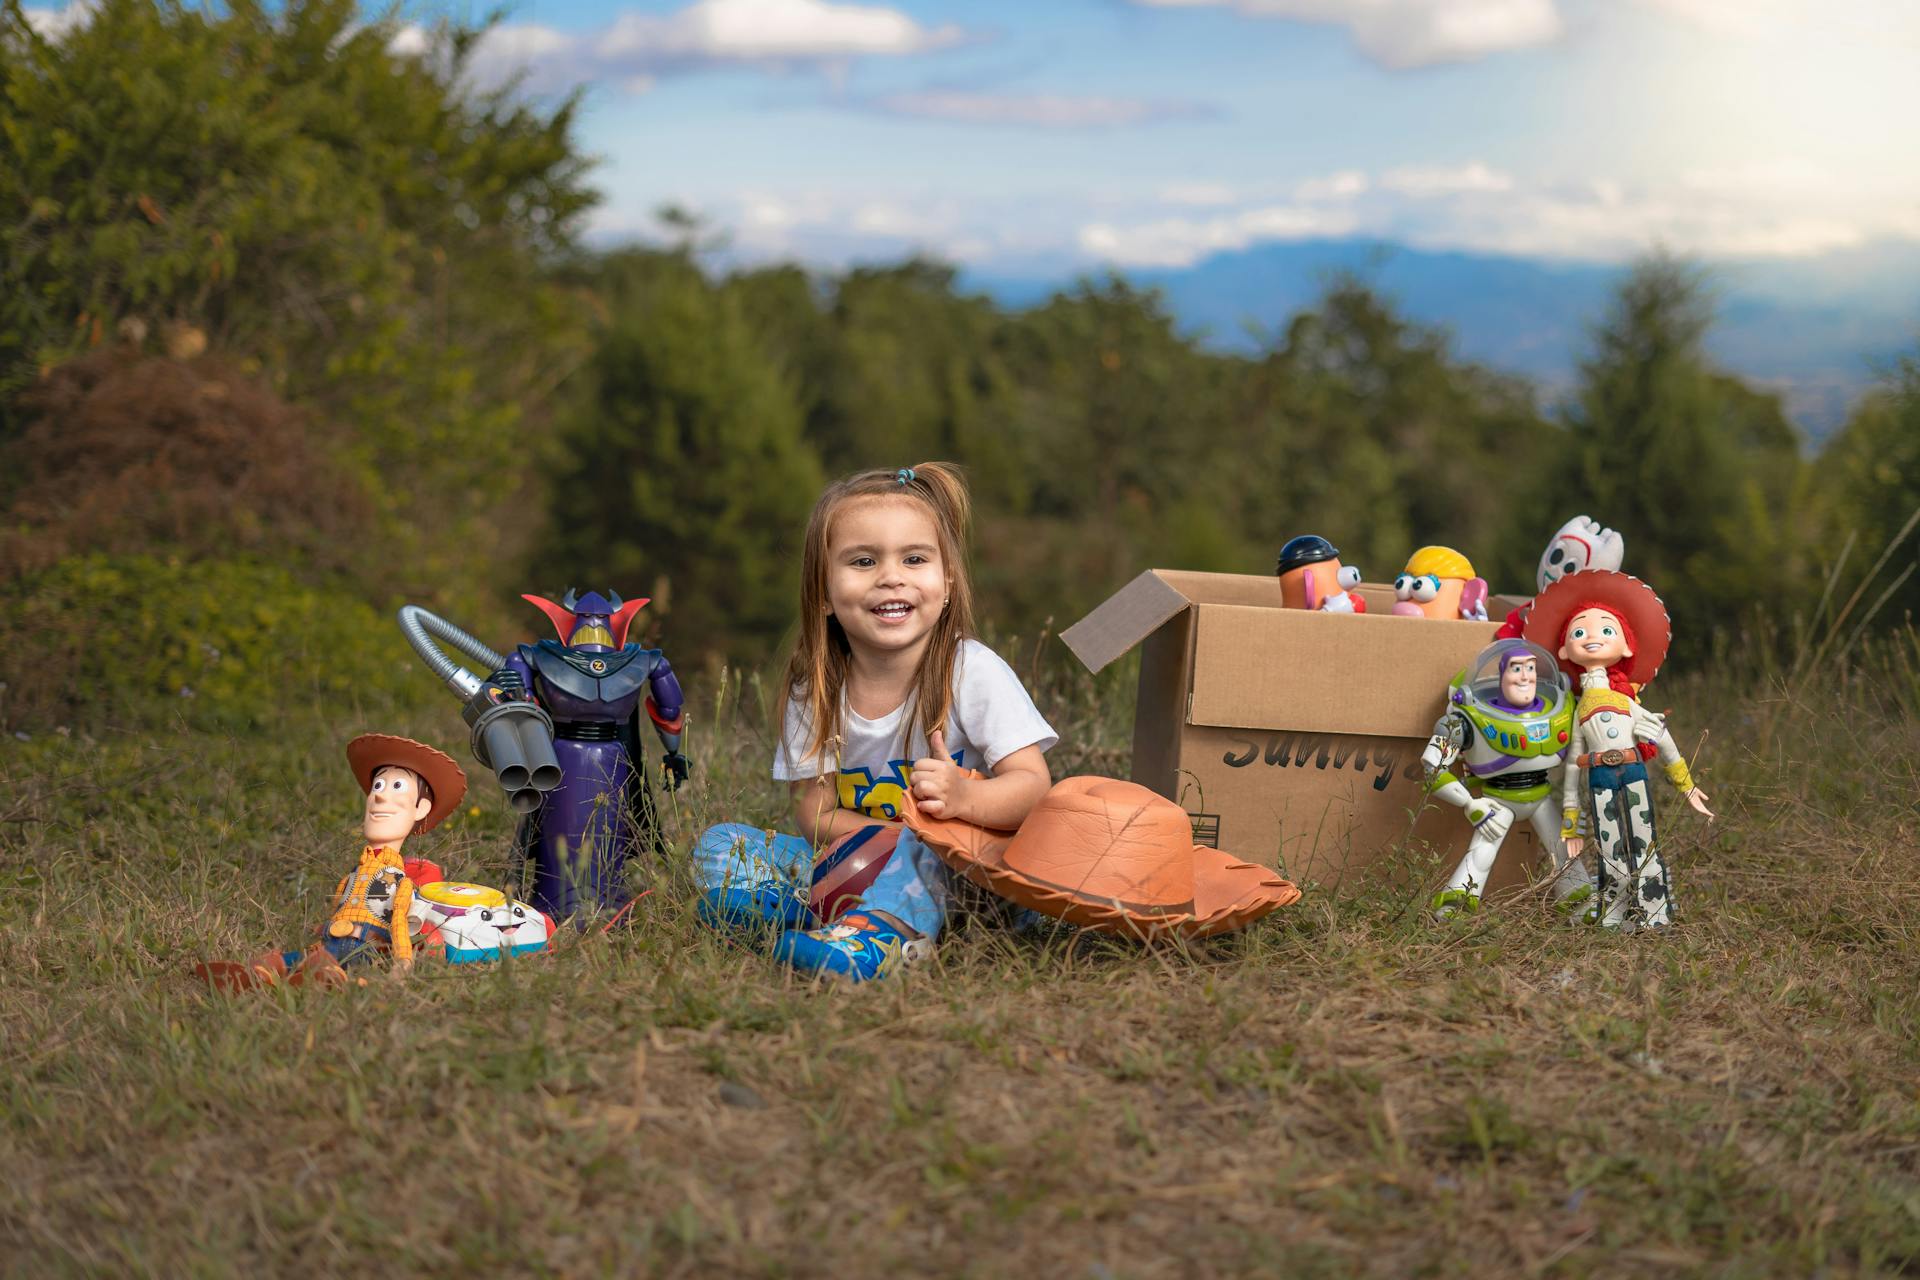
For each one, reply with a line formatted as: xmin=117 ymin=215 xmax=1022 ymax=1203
xmin=3 ymin=632 xmax=1919 ymax=1277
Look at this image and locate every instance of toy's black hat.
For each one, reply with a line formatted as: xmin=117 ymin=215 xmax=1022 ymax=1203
xmin=1275 ymin=535 xmax=1341 ymax=576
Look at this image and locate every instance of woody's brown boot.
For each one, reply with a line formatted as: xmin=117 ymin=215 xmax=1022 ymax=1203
xmin=191 ymin=951 xmax=285 ymax=992
xmin=248 ymin=951 xmax=289 ymax=986
xmin=292 ymin=949 xmax=348 ymax=990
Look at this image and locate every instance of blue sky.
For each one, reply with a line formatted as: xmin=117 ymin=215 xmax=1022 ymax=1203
xmin=31 ymin=0 xmax=1920 ymax=273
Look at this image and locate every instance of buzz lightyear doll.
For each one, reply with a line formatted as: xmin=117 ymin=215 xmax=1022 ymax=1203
xmin=1422 ymin=640 xmax=1594 ymax=918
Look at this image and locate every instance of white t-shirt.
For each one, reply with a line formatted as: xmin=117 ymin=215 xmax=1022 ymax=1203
xmin=774 ymin=638 xmax=1059 ymax=820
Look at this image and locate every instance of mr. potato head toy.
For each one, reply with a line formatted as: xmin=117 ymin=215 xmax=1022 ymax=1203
xmin=1275 ymin=535 xmax=1366 ymax=613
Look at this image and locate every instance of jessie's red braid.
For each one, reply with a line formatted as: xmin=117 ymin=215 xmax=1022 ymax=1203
xmin=1560 ymin=602 xmax=1639 ymax=695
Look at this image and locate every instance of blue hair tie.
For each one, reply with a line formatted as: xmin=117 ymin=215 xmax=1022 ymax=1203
xmin=895 ymin=468 xmax=916 ymax=485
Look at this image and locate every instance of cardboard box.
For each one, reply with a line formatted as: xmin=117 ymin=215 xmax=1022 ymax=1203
xmin=1061 ymin=570 xmax=1539 ymax=889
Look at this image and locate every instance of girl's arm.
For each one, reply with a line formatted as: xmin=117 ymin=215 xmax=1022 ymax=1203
xmin=911 ymin=731 xmax=1051 ymax=829
xmin=789 ymin=776 xmax=887 ymax=847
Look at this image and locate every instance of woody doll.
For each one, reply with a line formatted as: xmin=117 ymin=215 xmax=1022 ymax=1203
xmin=194 ymin=734 xmax=467 ymax=990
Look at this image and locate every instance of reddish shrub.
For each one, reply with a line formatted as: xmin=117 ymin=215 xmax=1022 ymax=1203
xmin=0 ymin=351 xmax=373 ymax=580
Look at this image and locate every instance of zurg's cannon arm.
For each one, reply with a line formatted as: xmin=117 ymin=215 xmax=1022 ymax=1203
xmin=396 ymin=605 xmax=563 ymax=814
xmin=397 ymin=604 xmax=500 ymax=699
xmin=463 ymin=687 xmax=559 ymax=814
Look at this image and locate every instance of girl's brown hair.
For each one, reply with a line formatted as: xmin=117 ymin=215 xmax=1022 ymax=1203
xmin=782 ymin=462 xmax=977 ymax=765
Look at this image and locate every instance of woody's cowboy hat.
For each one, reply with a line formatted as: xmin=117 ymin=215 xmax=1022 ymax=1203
xmin=1523 ymin=569 xmax=1672 ymax=687
xmin=345 ymin=734 xmax=468 ymax=834
xmin=902 ymin=776 xmax=1298 ymax=940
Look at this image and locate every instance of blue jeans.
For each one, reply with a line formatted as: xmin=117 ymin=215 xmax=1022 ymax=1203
xmin=691 ymin=822 xmax=951 ymax=939
xmin=283 ymin=924 xmax=390 ymax=971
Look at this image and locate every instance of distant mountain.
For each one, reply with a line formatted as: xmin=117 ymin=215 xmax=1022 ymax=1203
xmin=967 ymin=238 xmax=1920 ymax=444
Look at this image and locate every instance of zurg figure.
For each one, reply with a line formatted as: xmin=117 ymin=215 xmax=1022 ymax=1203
xmin=398 ymin=590 xmax=689 ymax=921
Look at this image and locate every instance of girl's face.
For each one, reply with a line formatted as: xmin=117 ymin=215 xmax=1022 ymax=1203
xmin=1560 ymin=607 xmax=1632 ymax=671
xmin=825 ymin=496 xmax=949 ymax=663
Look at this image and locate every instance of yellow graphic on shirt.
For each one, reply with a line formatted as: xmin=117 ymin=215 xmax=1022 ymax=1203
xmin=835 ymin=749 xmax=962 ymax=819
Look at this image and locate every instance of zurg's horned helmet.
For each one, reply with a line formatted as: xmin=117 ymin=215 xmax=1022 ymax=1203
xmin=522 ymin=589 xmax=650 ymax=651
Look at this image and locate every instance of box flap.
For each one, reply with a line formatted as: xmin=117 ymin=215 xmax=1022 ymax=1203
xmin=1062 ymin=569 xmax=1287 ymax=673
xmin=1187 ymin=605 xmax=1498 ymax=738
xmin=1056 ymin=570 xmax=1180 ymax=673
xmin=1136 ymin=570 xmax=1289 ymax=609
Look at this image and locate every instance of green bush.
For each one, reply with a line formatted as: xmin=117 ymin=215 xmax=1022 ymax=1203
xmin=0 ymin=554 xmax=436 ymax=729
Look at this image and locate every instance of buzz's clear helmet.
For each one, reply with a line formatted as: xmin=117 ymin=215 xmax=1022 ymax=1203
xmin=1453 ymin=639 xmax=1566 ymax=714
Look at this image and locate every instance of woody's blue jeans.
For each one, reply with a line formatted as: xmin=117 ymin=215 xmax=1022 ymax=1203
xmin=282 ymin=924 xmax=390 ymax=971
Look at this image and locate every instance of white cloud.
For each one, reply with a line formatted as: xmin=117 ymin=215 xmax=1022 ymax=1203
xmin=865 ymin=90 xmax=1208 ymax=129
xmin=457 ymin=23 xmax=583 ymax=93
xmin=1158 ymin=182 xmax=1239 ymax=206
xmin=1128 ymin=0 xmax=1562 ymax=68
xmin=592 ymin=189 xmax=1079 ymax=272
xmin=386 ymin=23 xmax=432 ymax=57
xmin=1072 ymin=162 xmax=1920 ymax=268
xmin=1379 ymin=162 xmax=1514 ymax=195
xmin=603 ymin=0 xmax=963 ymax=60
xmin=1295 ymin=170 xmax=1370 ymax=200
xmin=407 ymin=0 xmax=969 ymax=96
xmin=1079 ymin=205 xmax=1362 ymax=267
xmin=1632 ymin=0 xmax=1920 ymax=43
xmin=851 ymin=201 xmax=951 ymax=238
xmin=20 ymin=0 xmax=94 ymax=38
xmin=587 ymin=159 xmax=1920 ymax=275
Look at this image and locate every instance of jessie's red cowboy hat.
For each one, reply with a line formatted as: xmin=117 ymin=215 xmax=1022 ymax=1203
xmin=1523 ymin=569 xmax=1672 ymax=686
xmin=903 ymin=776 xmax=1298 ymax=940
xmin=345 ymin=734 xmax=468 ymax=834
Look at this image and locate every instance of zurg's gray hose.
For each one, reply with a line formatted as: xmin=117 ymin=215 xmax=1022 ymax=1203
xmin=397 ymin=605 xmax=504 ymax=700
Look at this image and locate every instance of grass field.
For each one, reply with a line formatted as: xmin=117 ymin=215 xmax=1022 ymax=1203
xmin=4 ymin=636 xmax=1920 ymax=1277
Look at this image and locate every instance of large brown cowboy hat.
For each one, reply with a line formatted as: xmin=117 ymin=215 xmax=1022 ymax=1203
xmin=1523 ymin=569 xmax=1672 ymax=687
xmin=902 ymin=776 xmax=1299 ymax=940
xmin=345 ymin=734 xmax=467 ymax=834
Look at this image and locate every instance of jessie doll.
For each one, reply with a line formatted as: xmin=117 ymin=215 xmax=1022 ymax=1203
xmin=1523 ymin=571 xmax=1713 ymax=929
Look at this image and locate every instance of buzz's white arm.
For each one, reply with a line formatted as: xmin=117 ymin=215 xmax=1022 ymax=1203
xmin=1421 ymin=712 xmax=1477 ymax=811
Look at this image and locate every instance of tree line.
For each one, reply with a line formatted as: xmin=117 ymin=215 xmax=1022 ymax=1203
xmin=2 ymin=0 xmax=1915 ymax=725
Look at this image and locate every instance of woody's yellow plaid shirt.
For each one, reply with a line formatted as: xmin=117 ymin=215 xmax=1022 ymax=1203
xmin=326 ymin=845 xmax=415 ymax=964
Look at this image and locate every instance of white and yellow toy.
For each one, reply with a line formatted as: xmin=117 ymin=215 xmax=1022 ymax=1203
xmin=409 ymin=881 xmax=555 ymax=965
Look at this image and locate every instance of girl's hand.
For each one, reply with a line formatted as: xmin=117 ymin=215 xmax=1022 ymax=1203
xmin=1685 ymin=787 xmax=1715 ymax=821
xmin=910 ymin=729 xmax=971 ymax=820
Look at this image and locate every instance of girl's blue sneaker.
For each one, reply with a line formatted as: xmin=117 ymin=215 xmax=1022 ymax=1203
xmin=698 ymin=882 xmax=815 ymax=933
xmin=772 ymin=912 xmax=931 ymax=981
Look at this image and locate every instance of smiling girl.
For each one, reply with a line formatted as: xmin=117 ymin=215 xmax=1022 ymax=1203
xmin=690 ymin=463 xmax=1056 ymax=980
